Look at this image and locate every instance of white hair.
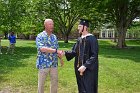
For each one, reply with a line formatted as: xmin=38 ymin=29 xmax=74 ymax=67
xmin=44 ymin=19 xmax=53 ymax=25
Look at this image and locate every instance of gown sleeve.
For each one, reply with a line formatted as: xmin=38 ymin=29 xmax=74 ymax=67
xmin=83 ymin=36 xmax=98 ymax=70
xmin=65 ymin=43 xmax=77 ymax=61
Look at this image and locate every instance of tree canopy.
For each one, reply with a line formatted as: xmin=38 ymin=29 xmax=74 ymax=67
xmin=0 ymin=0 xmax=140 ymax=47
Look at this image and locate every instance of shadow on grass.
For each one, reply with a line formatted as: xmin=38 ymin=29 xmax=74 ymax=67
xmin=99 ymin=40 xmax=140 ymax=63
xmin=0 ymin=46 xmax=37 ymax=83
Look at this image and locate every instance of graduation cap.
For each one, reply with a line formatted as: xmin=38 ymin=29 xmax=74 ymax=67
xmin=79 ymin=19 xmax=90 ymax=27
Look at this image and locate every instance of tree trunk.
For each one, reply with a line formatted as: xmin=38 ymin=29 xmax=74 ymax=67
xmin=113 ymin=32 xmax=117 ymax=42
xmin=4 ymin=32 xmax=8 ymax=39
xmin=64 ymin=34 xmax=68 ymax=43
xmin=117 ymin=27 xmax=127 ymax=48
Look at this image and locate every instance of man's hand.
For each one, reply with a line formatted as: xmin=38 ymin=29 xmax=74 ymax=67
xmin=57 ymin=50 xmax=63 ymax=58
xmin=57 ymin=50 xmax=66 ymax=58
xmin=78 ymin=66 xmax=86 ymax=75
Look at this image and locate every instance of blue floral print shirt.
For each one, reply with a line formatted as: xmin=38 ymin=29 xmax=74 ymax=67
xmin=36 ymin=31 xmax=59 ymax=69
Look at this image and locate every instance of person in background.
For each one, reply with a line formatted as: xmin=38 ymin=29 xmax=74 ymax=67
xmin=6 ymin=31 xmax=16 ymax=54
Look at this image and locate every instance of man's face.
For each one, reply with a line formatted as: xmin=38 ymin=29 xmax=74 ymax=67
xmin=78 ymin=25 xmax=83 ymax=34
xmin=45 ymin=20 xmax=54 ymax=32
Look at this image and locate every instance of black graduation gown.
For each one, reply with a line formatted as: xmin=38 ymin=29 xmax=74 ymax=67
xmin=65 ymin=35 xmax=99 ymax=93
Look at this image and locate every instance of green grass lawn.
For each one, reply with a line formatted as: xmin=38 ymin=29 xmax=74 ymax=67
xmin=0 ymin=39 xmax=140 ymax=93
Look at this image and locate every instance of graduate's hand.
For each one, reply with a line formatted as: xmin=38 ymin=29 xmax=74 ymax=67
xmin=78 ymin=66 xmax=86 ymax=75
xmin=57 ymin=50 xmax=64 ymax=58
xmin=57 ymin=50 xmax=64 ymax=67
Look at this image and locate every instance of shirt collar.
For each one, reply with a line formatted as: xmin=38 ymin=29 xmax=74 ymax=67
xmin=43 ymin=31 xmax=52 ymax=37
xmin=81 ymin=33 xmax=92 ymax=38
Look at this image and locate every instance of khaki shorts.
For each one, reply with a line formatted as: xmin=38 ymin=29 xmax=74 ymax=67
xmin=9 ymin=43 xmax=15 ymax=49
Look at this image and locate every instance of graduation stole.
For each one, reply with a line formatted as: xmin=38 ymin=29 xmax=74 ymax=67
xmin=77 ymin=37 xmax=86 ymax=67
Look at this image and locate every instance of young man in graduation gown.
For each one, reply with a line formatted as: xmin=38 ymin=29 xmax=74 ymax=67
xmin=64 ymin=19 xmax=99 ymax=93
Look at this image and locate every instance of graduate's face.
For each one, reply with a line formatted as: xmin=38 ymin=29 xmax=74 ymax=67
xmin=78 ymin=25 xmax=84 ymax=34
xmin=78 ymin=25 xmax=87 ymax=34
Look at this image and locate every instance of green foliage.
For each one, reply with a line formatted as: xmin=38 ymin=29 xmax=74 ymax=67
xmin=34 ymin=0 xmax=100 ymax=42
xmin=128 ymin=21 xmax=140 ymax=38
xmin=98 ymin=0 xmax=140 ymax=48
xmin=0 ymin=0 xmax=140 ymax=43
xmin=129 ymin=21 xmax=140 ymax=32
xmin=0 ymin=0 xmax=26 ymax=32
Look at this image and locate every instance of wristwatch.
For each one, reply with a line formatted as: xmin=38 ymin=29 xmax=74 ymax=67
xmin=55 ymin=49 xmax=57 ymax=54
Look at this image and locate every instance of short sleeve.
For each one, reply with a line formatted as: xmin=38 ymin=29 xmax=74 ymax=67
xmin=36 ymin=35 xmax=45 ymax=50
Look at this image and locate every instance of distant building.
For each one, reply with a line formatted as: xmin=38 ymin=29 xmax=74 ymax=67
xmin=99 ymin=27 xmax=115 ymax=39
xmin=94 ymin=18 xmax=140 ymax=39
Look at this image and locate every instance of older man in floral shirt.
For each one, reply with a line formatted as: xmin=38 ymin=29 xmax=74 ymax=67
xmin=36 ymin=19 xmax=63 ymax=93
